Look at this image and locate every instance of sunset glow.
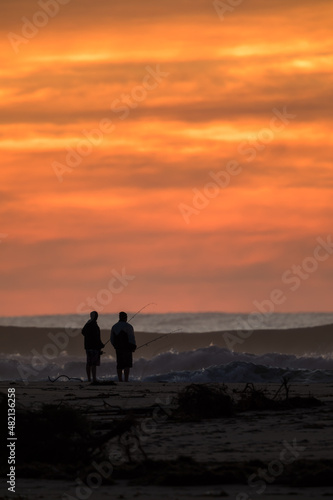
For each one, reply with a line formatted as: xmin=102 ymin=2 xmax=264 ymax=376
xmin=1 ymin=0 xmax=333 ymax=315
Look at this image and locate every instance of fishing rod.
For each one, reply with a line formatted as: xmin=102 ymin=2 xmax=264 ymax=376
xmin=128 ymin=302 xmax=156 ymax=323
xmin=103 ymin=302 xmax=156 ymax=347
xmin=136 ymin=329 xmax=182 ymax=351
xmin=49 ymin=305 xmax=158 ymax=382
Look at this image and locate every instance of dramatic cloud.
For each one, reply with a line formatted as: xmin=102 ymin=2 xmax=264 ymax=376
xmin=0 ymin=0 xmax=333 ymax=315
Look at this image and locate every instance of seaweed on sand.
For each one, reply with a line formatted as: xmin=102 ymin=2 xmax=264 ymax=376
xmin=172 ymin=383 xmax=234 ymax=420
xmin=234 ymin=382 xmax=323 ymax=412
xmin=171 ymin=382 xmax=323 ymax=421
xmin=234 ymin=383 xmax=282 ymax=411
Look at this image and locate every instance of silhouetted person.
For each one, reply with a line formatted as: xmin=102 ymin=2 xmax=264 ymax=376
xmin=82 ymin=311 xmax=104 ymax=383
xmin=111 ymin=311 xmax=136 ymax=382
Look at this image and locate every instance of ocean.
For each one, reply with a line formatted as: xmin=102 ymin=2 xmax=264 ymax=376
xmin=1 ymin=312 xmax=333 ymax=384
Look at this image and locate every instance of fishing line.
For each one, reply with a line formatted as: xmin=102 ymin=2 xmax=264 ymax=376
xmin=48 ymin=304 xmax=157 ymax=382
xmin=127 ymin=302 xmax=156 ymax=323
xmin=136 ymin=329 xmax=182 ymax=351
xmin=103 ymin=302 xmax=156 ymax=346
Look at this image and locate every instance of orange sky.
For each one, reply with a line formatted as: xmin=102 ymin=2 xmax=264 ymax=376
xmin=1 ymin=0 xmax=333 ymax=316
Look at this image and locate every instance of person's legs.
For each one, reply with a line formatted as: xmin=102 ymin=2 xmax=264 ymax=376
xmin=86 ymin=350 xmax=92 ymax=381
xmin=124 ymin=367 xmax=130 ymax=382
xmin=116 ymin=350 xmax=124 ymax=381
xmin=86 ymin=364 xmax=91 ymax=382
xmin=92 ymin=365 xmax=97 ymax=383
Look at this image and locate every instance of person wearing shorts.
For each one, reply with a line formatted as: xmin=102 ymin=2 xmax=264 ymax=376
xmin=82 ymin=311 xmax=104 ymax=383
xmin=110 ymin=311 xmax=136 ymax=382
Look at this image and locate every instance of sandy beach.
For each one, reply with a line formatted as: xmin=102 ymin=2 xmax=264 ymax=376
xmin=1 ymin=379 xmax=333 ymax=499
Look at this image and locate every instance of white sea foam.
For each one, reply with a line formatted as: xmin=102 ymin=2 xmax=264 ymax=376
xmin=1 ymin=345 xmax=332 ymax=384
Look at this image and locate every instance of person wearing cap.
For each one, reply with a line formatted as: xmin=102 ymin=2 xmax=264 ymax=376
xmin=82 ymin=311 xmax=104 ymax=383
xmin=110 ymin=311 xmax=136 ymax=382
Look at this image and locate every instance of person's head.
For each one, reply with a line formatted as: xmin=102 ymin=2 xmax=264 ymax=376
xmin=90 ymin=311 xmax=98 ymax=321
xmin=119 ymin=311 xmax=127 ymax=322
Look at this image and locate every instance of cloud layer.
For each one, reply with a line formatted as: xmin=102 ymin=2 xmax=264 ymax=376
xmin=1 ymin=0 xmax=333 ymax=315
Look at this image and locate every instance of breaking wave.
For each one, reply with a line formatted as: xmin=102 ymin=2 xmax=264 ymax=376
xmin=1 ymin=345 xmax=333 ymax=384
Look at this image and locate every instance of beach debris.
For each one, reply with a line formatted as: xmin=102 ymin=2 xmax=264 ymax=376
xmin=171 ymin=382 xmax=324 ymax=420
xmin=234 ymin=382 xmax=323 ymax=412
xmin=172 ymin=384 xmax=234 ymax=420
xmin=235 ymin=383 xmax=280 ymax=411
xmin=273 ymin=376 xmax=291 ymax=400
xmin=116 ymin=414 xmax=148 ymax=462
xmin=1 ymin=395 xmax=153 ymax=479
xmin=48 ymin=375 xmax=82 ymax=382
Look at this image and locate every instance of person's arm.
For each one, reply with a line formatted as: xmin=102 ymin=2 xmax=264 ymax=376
xmin=97 ymin=325 xmax=104 ymax=349
xmin=127 ymin=325 xmax=136 ymax=350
